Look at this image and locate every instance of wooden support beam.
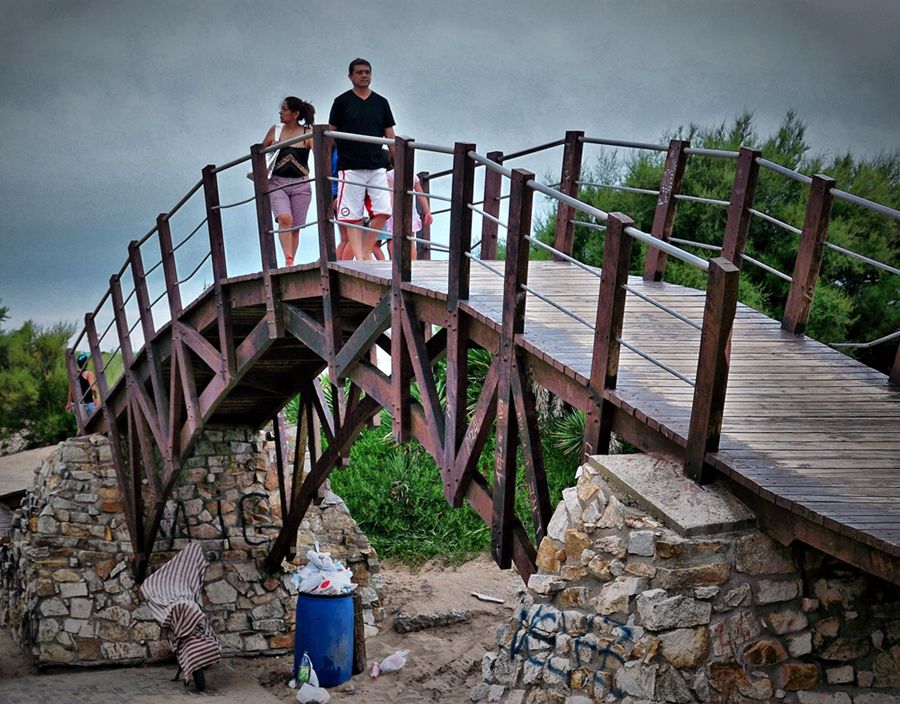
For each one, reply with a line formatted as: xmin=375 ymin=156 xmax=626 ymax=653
xmin=311 ymin=126 xmax=344 ymax=426
xmin=552 ymin=130 xmax=585 ymax=259
xmin=685 ymin=257 xmax=741 ymax=483
xmin=391 ymin=135 xmax=416 ymax=443
xmin=174 ymin=321 xmax=221 ymax=373
xmin=400 ymin=297 xmax=444 ymax=452
xmin=128 ymin=240 xmax=169 ymax=442
xmin=273 ymin=412 xmax=289 ymax=519
xmin=480 ymin=150 xmax=504 ymax=260
xmin=782 ymin=174 xmax=836 ymax=335
xmin=721 ymin=147 xmax=761 ymax=266
xmin=643 ymin=139 xmax=690 ymax=281
xmin=334 ymin=293 xmax=391 ymax=378
xmin=235 ymin=316 xmax=275 ymax=373
xmin=266 ymin=395 xmax=381 ymax=572
xmin=202 ymin=164 xmax=236 ymax=380
xmin=109 ymin=276 xmax=136 ymax=370
xmin=416 ymin=171 xmax=432 ymax=260
xmin=85 ymin=313 xmax=143 ymax=570
xmin=450 ymin=360 xmax=499 ymax=506
xmin=510 ymin=352 xmax=552 ymax=544
xmin=445 ymin=142 xmax=477 ymax=475
xmin=282 ymin=303 xmax=326 ymax=358
xmin=492 ymin=167 xmax=534 ymax=568
xmin=584 ymin=213 xmax=634 ymax=457
xmin=251 ymin=142 xmax=284 ymax=339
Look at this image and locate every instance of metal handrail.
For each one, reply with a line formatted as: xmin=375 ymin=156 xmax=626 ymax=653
xmin=327 ymin=176 xmax=393 ymax=193
xmin=573 ymin=220 xmax=607 ymax=232
xmin=522 ymin=235 xmax=601 ymax=279
xmin=756 ymin=158 xmax=813 ymax=185
xmin=408 ymin=236 xmax=450 ymax=252
xmin=172 ymin=217 xmax=208 ymax=253
xmin=525 ymin=177 xmax=710 ymax=271
xmin=411 ymin=191 xmax=452 ymax=203
xmin=164 ymin=179 xmax=205 ymax=220
xmin=668 ymin=237 xmax=792 ymax=282
xmin=464 ymin=252 xmax=506 ymax=279
xmin=576 ymin=181 xmax=660 ymax=197
xmin=824 ymin=242 xmax=900 ymax=276
xmin=136 ymin=224 xmax=158 ymax=247
xmin=621 ymin=284 xmax=702 ymax=331
xmin=498 ymin=139 xmax=566 ymax=163
xmin=748 ymin=208 xmax=802 ymax=235
xmin=211 ymin=153 xmax=253 ymax=173
xmin=830 ymin=330 xmax=900 ymax=350
xmin=468 ymin=151 xmax=514 ymax=178
xmin=684 ymin=147 xmax=739 ymax=159
xmin=521 ymin=282 xmax=596 ymax=331
xmin=618 ymin=337 xmax=696 ymax=386
xmin=830 ymin=188 xmax=900 ymax=221
xmin=468 ymin=204 xmax=508 ymax=230
xmin=270 ymin=220 xmax=319 ymax=235
xmin=674 ymin=193 xmax=731 ymax=207
xmin=580 ymin=136 xmax=668 ymax=152
xmin=324 ymin=130 xmax=395 ymax=147
xmin=328 ymin=219 xmax=391 ymax=238
xmin=176 ymin=251 xmax=212 ymax=286
xmin=258 ymin=130 xmax=315 ymax=156
xmin=410 ymin=141 xmax=454 ymax=154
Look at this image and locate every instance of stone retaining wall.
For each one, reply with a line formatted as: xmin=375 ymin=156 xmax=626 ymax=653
xmin=476 ymin=456 xmax=900 ymax=704
xmin=0 ymin=429 xmax=383 ymax=667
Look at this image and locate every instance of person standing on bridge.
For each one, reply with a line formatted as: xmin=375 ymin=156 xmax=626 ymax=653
xmin=261 ymin=96 xmax=315 ymax=267
xmin=328 ymin=58 xmax=396 ymax=261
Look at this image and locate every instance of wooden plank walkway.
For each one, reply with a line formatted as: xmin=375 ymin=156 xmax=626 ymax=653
xmin=336 ymin=259 xmax=900 ymax=565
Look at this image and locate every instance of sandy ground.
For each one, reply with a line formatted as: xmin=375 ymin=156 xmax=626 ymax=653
xmin=0 ymin=555 xmax=523 ymax=703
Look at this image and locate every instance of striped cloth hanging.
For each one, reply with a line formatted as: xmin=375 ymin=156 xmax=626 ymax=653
xmin=140 ymin=542 xmax=221 ymax=682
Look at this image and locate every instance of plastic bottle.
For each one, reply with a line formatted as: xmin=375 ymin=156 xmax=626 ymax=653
xmin=297 ymin=651 xmax=312 ymax=684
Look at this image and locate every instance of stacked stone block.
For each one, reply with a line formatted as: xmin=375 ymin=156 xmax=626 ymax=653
xmin=477 ymin=460 xmax=900 ymax=704
xmin=0 ymin=429 xmax=383 ymax=666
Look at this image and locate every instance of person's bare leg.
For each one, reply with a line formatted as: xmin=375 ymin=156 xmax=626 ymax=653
xmin=373 ymin=242 xmax=385 ymax=260
xmin=366 ymin=214 xmax=388 ymax=260
xmin=289 ymin=231 xmax=299 ymax=263
xmin=348 ymin=224 xmax=369 ymax=261
xmin=277 ymin=214 xmax=294 ymax=265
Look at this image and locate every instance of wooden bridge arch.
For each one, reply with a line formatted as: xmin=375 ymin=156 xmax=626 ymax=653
xmin=68 ymin=126 xmax=900 ymax=585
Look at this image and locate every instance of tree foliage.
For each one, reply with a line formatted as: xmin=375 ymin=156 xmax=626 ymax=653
xmin=536 ymin=112 xmax=899 ymax=373
xmin=0 ymin=303 xmax=77 ymax=446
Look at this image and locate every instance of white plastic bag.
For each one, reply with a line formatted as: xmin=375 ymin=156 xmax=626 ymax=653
xmin=291 ymin=543 xmax=356 ymax=595
xmin=296 ymin=683 xmax=330 ymax=703
xmin=370 ymin=650 xmax=409 ymax=678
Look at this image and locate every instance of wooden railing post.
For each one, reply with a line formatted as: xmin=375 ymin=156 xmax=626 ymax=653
xmin=156 ymin=214 xmax=182 ymax=320
xmin=720 ymin=147 xmax=761 ymax=266
xmin=202 ymin=164 xmax=235 ymax=380
xmin=391 ymin=135 xmax=416 ymax=443
xmin=250 ymin=143 xmax=284 ymax=338
xmin=417 ymin=170 xmax=432 ymax=260
xmin=782 ymin=174 xmax=836 ymax=335
xmin=643 ymin=139 xmax=690 ymax=281
xmin=480 ymin=150 xmax=504 ymax=259
xmin=85 ymin=312 xmax=143 ymax=563
xmin=444 ymin=142 xmax=476 ymax=501
xmin=584 ymin=213 xmax=634 ymax=457
xmin=129 ymin=240 xmax=169 ymax=429
xmin=492 ymin=167 xmax=535 ymax=569
xmin=109 ymin=275 xmax=136 ymax=370
xmin=892 ymin=344 xmax=900 ymax=386
xmin=552 ymin=130 xmax=585 ymax=259
xmin=685 ymin=257 xmax=740 ymax=483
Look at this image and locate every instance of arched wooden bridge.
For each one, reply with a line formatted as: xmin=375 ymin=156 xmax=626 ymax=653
xmin=67 ymin=127 xmax=900 ymax=585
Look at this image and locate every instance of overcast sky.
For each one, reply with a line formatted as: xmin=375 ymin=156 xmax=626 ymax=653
xmin=1 ymin=0 xmax=898 ymax=333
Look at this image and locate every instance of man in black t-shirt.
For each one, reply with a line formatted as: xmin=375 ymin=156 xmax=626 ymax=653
xmin=328 ymin=58 xmax=396 ymax=260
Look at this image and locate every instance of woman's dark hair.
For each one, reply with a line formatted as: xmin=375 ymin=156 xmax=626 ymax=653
xmin=348 ymin=58 xmax=371 ymax=75
xmin=283 ymin=96 xmax=315 ymax=126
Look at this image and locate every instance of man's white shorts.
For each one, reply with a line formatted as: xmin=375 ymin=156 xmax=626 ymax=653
xmin=335 ymin=169 xmax=392 ymax=223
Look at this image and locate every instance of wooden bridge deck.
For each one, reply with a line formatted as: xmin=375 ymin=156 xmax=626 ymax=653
xmin=337 ymin=259 xmax=900 ymax=569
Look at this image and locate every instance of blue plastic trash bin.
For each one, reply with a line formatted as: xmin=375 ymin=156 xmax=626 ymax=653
xmin=294 ymin=592 xmax=355 ymax=688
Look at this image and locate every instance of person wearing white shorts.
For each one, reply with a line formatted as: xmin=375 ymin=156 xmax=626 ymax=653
xmin=328 ymin=58 xmax=397 ymax=260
